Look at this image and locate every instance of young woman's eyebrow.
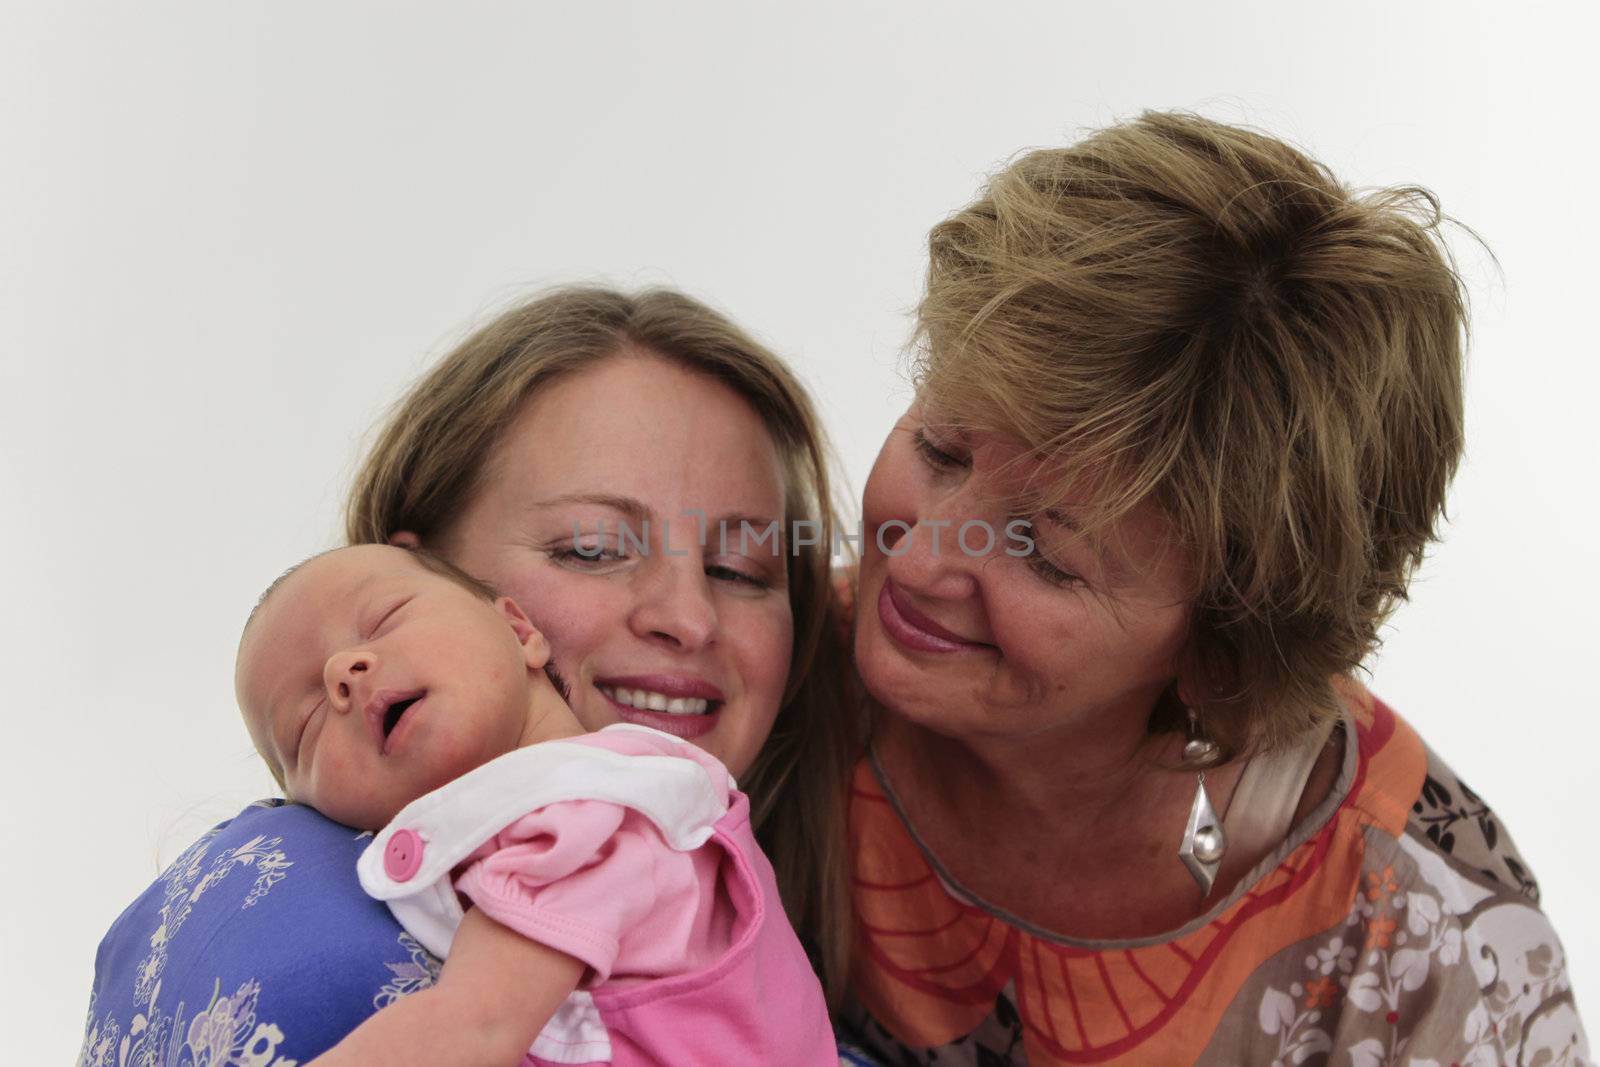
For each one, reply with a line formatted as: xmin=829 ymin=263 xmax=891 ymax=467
xmin=707 ymin=512 xmax=787 ymax=552
xmin=528 ymin=492 xmax=650 ymax=526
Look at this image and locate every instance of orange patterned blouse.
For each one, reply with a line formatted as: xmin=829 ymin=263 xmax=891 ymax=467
xmin=840 ymin=682 xmax=1588 ymax=1066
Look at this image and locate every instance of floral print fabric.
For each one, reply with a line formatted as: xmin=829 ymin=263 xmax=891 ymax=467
xmin=79 ymin=800 xmax=440 ymax=1067
xmin=842 ymin=685 xmax=1589 ymax=1066
xmin=80 ymin=793 xmax=868 ymax=1066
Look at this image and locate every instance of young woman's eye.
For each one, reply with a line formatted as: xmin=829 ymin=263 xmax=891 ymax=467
xmin=706 ymin=562 xmax=771 ymax=589
xmin=548 ymin=539 xmax=633 ymax=570
xmin=911 ymin=428 xmax=966 ymax=470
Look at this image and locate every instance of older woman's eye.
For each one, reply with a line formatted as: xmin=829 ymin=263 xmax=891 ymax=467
xmin=1025 ymin=550 xmax=1082 ymax=588
xmin=911 ymin=428 xmax=966 ymax=470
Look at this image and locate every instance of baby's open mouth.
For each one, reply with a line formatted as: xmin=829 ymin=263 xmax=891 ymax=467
xmin=382 ymin=695 xmax=422 ymax=739
xmin=365 ymin=689 xmax=426 ymax=754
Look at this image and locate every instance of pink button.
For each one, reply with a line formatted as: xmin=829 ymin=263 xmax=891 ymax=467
xmin=384 ymin=828 xmax=424 ymax=881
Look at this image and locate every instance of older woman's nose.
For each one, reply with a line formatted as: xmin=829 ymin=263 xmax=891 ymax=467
xmin=324 ymin=649 xmax=375 ymax=713
xmin=883 ymin=517 xmax=982 ymax=601
xmin=879 ymin=479 xmax=986 ymax=600
xmin=628 ymin=555 xmax=719 ymax=652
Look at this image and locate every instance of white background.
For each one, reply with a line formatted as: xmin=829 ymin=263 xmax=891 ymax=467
xmin=4 ymin=2 xmax=1595 ymax=1060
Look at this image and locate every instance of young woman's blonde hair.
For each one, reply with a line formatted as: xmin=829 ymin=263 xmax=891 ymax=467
xmin=346 ymin=286 xmax=859 ymax=1002
xmin=916 ymin=111 xmax=1470 ymax=756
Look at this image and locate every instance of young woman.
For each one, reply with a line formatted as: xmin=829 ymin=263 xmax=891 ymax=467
xmin=79 ymin=287 xmax=861 ymax=1067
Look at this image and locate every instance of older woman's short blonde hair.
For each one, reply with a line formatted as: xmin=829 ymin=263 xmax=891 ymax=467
xmin=346 ymin=286 xmax=859 ymax=1001
xmin=916 ymin=111 xmax=1469 ymax=755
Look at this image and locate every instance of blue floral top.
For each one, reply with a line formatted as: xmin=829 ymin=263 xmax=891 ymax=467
xmin=79 ymin=798 xmax=880 ymax=1067
xmin=79 ymin=800 xmax=439 ymax=1067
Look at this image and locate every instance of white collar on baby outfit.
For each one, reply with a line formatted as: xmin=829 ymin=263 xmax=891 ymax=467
xmin=357 ymin=723 xmax=731 ymax=955
xmin=352 ymin=724 xmax=735 ymax=1066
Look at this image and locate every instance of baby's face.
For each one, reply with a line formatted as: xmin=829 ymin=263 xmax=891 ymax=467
xmin=236 ymin=545 xmax=559 ymax=828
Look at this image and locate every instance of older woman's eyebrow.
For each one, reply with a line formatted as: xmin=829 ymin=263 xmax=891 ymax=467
xmin=1037 ymin=506 xmax=1130 ymax=581
xmin=1042 ymin=507 xmax=1082 ymax=532
xmin=1035 ymin=508 xmax=1105 ymax=556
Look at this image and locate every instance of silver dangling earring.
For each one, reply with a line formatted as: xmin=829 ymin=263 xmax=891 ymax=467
xmin=1178 ymin=704 xmax=1227 ymax=895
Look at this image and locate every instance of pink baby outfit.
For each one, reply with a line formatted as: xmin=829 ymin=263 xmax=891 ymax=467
xmin=356 ymin=723 xmax=836 ymax=1067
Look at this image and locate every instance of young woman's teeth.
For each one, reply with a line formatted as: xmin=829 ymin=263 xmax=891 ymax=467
xmin=600 ymin=687 xmax=711 ymax=716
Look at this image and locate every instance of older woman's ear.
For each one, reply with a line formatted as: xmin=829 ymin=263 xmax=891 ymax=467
xmin=388 ymin=530 xmax=421 ymax=549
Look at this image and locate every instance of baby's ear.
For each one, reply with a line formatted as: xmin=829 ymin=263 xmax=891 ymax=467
xmin=496 ymin=597 xmax=551 ymax=669
xmin=387 ymin=530 xmax=422 ymax=549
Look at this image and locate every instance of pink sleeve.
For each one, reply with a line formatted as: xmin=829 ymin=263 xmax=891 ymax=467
xmin=452 ymin=799 xmax=726 ymax=985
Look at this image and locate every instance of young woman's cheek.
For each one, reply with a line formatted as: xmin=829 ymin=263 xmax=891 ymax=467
xmin=510 ymin=569 xmax=633 ymax=733
xmin=727 ymin=592 xmax=795 ymax=710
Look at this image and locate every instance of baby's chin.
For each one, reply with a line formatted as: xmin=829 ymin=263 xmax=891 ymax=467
xmin=306 ymin=783 xmax=417 ymax=831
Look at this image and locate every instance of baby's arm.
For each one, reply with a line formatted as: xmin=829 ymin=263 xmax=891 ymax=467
xmin=306 ymin=906 xmax=584 ymax=1067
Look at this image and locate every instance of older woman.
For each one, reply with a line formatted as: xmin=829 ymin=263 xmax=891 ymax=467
xmin=837 ymin=113 xmax=1588 ymax=1065
xmin=79 ymin=287 xmax=858 ymax=1066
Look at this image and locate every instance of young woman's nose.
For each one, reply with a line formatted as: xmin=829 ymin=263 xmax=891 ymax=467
xmin=323 ymin=649 xmax=375 ymax=713
xmin=627 ymin=555 xmax=718 ymax=652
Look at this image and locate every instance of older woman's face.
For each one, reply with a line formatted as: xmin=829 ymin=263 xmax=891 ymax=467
xmin=410 ymin=349 xmax=794 ymax=778
xmin=855 ymin=404 xmax=1193 ymax=743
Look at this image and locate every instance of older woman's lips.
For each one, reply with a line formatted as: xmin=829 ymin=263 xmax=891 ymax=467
xmin=878 ymin=580 xmax=983 ymax=654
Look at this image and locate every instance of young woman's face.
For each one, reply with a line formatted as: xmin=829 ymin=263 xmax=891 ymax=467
xmin=854 ymin=403 xmax=1194 ymax=746
xmin=410 ymin=350 xmax=794 ymax=778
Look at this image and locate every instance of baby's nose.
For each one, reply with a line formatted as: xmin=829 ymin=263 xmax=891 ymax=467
xmin=325 ymin=652 xmax=374 ymax=711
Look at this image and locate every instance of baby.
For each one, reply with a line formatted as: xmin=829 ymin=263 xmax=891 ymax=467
xmin=234 ymin=543 xmax=836 ymax=1067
